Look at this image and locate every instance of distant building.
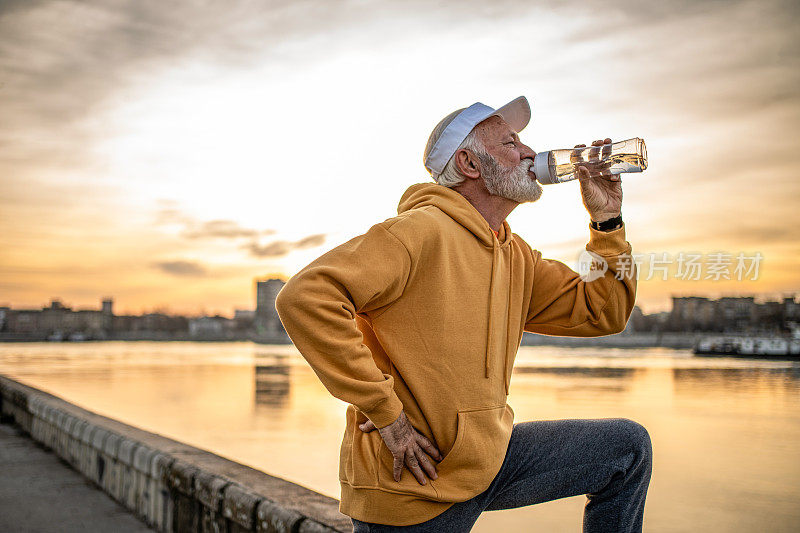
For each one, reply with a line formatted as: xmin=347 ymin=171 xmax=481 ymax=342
xmin=188 ymin=316 xmax=230 ymax=338
xmin=6 ymin=298 xmax=111 ymax=339
xmin=715 ymin=297 xmax=756 ymax=331
xmin=234 ymin=309 xmax=255 ymax=320
xmin=666 ymin=294 xmax=796 ymax=333
xmin=754 ymin=301 xmax=783 ymax=332
xmin=232 ymin=309 xmax=255 ymax=333
xmin=668 ymin=296 xmax=717 ymax=331
xmin=109 ymin=312 xmax=187 ymax=337
xmin=624 ymin=306 xmax=647 ymax=333
xmin=137 ymin=313 xmax=188 ymax=333
xmin=102 ymin=298 xmax=113 ymax=331
xmin=5 ymin=308 xmax=41 ymax=335
xmin=784 ymin=297 xmax=800 ymax=321
xmin=255 ymin=279 xmax=288 ymax=339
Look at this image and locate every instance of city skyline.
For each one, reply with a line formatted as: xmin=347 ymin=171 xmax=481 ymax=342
xmin=2 ymin=288 xmax=798 ymax=321
xmin=3 ymin=288 xmax=797 ymax=347
xmin=2 ymin=0 xmax=798 ymax=315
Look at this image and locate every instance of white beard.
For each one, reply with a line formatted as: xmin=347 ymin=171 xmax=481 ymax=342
xmin=480 ymin=154 xmax=543 ymax=204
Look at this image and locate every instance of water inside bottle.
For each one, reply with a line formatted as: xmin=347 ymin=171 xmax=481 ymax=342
xmin=555 ymin=152 xmax=647 ymax=179
xmin=535 ymin=137 xmax=648 ymax=185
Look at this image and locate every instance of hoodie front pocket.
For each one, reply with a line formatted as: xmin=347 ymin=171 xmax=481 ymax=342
xmin=341 ymin=407 xmax=382 ymax=488
xmin=376 ymin=404 xmax=513 ymax=501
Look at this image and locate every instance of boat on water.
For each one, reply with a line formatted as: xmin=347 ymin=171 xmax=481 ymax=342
xmin=693 ymin=332 xmax=800 ymax=359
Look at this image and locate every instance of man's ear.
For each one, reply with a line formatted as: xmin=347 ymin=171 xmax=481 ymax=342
xmin=454 ymin=149 xmax=481 ymax=179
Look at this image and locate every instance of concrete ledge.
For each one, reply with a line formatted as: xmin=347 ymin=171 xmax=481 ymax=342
xmin=222 ymin=483 xmax=262 ymax=530
xmin=256 ymin=498 xmax=304 ymax=532
xmin=195 ymin=471 xmax=230 ymax=533
xmin=0 ymin=375 xmax=352 ymax=532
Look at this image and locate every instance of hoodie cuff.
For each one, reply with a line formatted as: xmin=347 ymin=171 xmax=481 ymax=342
xmin=361 ymin=393 xmax=404 ymax=429
xmin=586 ymin=221 xmax=631 ymax=257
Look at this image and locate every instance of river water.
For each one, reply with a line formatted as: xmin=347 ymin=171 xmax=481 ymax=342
xmin=0 ymin=341 xmax=798 ymax=532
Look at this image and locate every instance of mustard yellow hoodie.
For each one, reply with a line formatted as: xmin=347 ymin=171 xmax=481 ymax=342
xmin=274 ymin=182 xmax=637 ymax=526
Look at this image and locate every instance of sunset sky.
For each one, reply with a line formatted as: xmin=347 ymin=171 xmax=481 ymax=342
xmin=2 ymin=0 xmax=798 ymax=316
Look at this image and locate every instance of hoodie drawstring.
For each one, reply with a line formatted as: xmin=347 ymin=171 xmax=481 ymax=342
xmin=503 ymin=246 xmax=514 ymax=395
xmin=485 ymin=244 xmax=499 ymax=378
xmin=486 ymin=230 xmax=515 ymax=395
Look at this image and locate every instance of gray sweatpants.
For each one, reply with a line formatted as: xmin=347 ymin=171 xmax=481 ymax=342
xmin=351 ymin=418 xmax=653 ymax=532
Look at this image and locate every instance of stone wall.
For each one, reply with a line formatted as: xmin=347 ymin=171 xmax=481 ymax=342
xmin=0 ymin=375 xmax=352 ymax=532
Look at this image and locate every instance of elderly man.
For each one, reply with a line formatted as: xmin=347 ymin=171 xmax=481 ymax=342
xmin=275 ymin=96 xmax=652 ymax=532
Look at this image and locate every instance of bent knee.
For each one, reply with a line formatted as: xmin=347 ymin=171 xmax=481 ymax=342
xmin=616 ymin=418 xmax=652 ymax=458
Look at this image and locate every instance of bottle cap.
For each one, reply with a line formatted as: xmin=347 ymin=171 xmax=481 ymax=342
xmin=533 ymin=151 xmax=555 ymax=184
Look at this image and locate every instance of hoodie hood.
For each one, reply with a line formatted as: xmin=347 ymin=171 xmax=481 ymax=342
xmin=398 ymin=182 xmax=516 ymax=391
xmin=398 ymin=183 xmax=514 ymax=249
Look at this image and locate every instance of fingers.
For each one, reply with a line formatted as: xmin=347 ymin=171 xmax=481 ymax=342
xmin=359 ymin=420 xmax=376 ymax=432
xmin=588 ymin=140 xmax=601 ymax=166
xmin=415 ymin=447 xmax=439 ymax=481
xmin=587 ymin=138 xmax=613 ymax=178
xmin=382 ymin=419 xmax=442 ymax=486
xmin=392 ymin=450 xmax=426 ymax=484
xmin=404 ymin=448 xmax=423 ymax=484
xmin=393 ymin=454 xmax=404 ymax=482
xmin=571 ymin=144 xmax=585 ymax=165
xmin=392 ymin=443 xmax=440 ymax=485
xmin=403 ymin=445 xmax=436 ymax=485
xmin=415 ymin=433 xmax=443 ymax=461
xmin=601 ymin=138 xmax=612 ymax=162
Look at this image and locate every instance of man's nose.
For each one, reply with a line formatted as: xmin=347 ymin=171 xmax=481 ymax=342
xmin=519 ymin=143 xmax=536 ymax=162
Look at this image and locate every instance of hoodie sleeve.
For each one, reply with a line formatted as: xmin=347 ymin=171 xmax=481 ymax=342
xmin=524 ymin=223 xmax=637 ymax=336
xmin=274 ymin=222 xmax=411 ymax=429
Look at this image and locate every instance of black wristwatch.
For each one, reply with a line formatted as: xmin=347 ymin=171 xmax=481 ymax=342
xmin=590 ymin=213 xmax=623 ymax=232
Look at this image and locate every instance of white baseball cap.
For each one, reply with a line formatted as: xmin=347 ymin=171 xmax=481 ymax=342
xmin=424 ymin=96 xmax=531 ymax=177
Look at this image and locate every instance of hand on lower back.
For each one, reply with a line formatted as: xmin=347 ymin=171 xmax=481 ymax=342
xmin=359 ymin=410 xmax=442 ymax=485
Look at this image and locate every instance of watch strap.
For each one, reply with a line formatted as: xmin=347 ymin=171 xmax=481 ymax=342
xmin=591 ymin=213 xmax=623 ymax=232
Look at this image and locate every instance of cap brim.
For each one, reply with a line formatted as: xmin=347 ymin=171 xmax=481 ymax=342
xmin=492 ymin=96 xmax=531 ymax=134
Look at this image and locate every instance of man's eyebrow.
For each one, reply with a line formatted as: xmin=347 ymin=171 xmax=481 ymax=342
xmin=508 ymin=132 xmax=520 ymax=142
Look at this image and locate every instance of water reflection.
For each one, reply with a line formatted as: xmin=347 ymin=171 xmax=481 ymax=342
xmin=513 ymin=366 xmax=637 ymax=394
xmin=254 ymin=353 xmax=291 ymax=406
xmin=514 ymin=366 xmax=635 ymax=378
xmin=0 ymin=343 xmax=798 ymax=532
xmin=673 ymin=366 xmax=800 ymax=392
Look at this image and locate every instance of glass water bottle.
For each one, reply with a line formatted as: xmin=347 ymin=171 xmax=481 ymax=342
xmin=533 ymin=137 xmax=648 ymax=185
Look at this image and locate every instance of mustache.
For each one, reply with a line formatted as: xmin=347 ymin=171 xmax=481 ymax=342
xmin=511 ymin=158 xmax=534 ymax=176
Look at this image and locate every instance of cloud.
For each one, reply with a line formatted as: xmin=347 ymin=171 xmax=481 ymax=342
xmin=153 ymin=205 xmax=274 ymax=241
xmin=295 ymin=234 xmax=327 ymax=248
xmin=182 ymin=220 xmax=275 ymax=240
xmin=3 ymin=0 xmax=797 ymax=156
xmin=3 ymin=0 xmax=799 ymax=315
xmin=151 ymin=260 xmax=208 ymax=277
xmin=153 ymin=207 xmax=195 ymax=226
xmin=244 ymin=233 xmax=326 ymax=258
